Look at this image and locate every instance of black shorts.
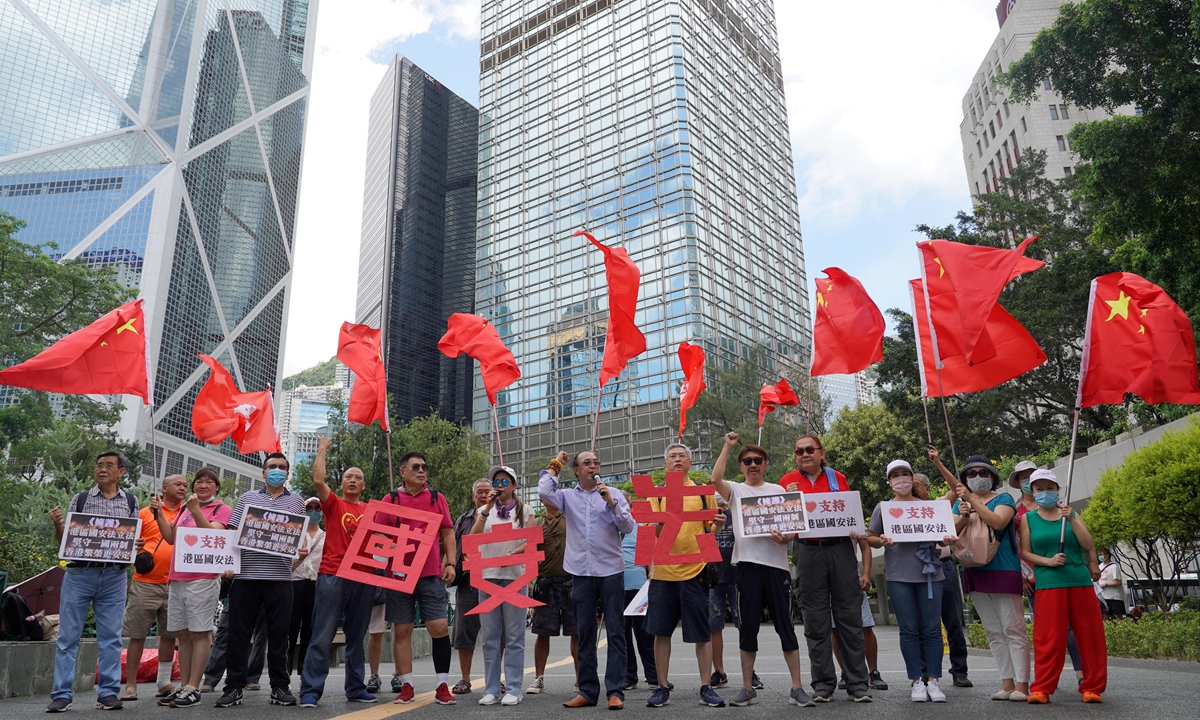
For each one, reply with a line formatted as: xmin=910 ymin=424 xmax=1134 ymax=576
xmin=530 ymin=576 xmax=577 ymax=636
xmin=645 ymin=577 xmax=710 ymax=643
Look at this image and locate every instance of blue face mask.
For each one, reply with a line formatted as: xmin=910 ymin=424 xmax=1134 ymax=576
xmin=1020 ymin=479 xmax=1032 ymax=495
xmin=1035 ymin=490 xmax=1059 ymax=509
xmin=306 ymin=510 xmax=322 ymax=525
xmin=265 ymin=468 xmax=288 ymax=487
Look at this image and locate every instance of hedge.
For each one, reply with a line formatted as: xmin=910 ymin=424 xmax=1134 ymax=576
xmin=965 ymin=611 xmax=1200 ymax=662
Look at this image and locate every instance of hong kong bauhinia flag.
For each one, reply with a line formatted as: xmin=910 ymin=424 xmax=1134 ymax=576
xmin=0 ymin=299 xmax=151 ymax=403
xmin=191 ymin=355 xmax=280 ymax=454
xmin=577 ymin=230 xmax=646 ymax=387
xmin=810 ymin=268 xmax=885 ymax=376
xmin=1078 ymin=273 xmax=1200 ymax=407
xmin=337 ymin=322 xmax=390 ymax=431
xmin=758 ymin=379 xmax=800 ymax=427
xmin=438 ymin=313 xmax=521 ymax=405
xmin=676 ymin=342 xmax=706 ymax=438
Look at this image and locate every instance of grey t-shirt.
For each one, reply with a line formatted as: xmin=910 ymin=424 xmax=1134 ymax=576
xmin=869 ymin=505 xmax=946 ymax=584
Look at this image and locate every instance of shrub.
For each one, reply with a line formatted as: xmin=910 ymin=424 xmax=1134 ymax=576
xmin=966 ymin=611 xmax=1200 ymax=661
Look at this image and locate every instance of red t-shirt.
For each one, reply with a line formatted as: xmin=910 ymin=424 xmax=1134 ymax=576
xmin=780 ymin=467 xmax=849 ymax=494
xmin=319 ymin=494 xmax=368 ymax=576
xmin=386 ymin=486 xmax=454 ymax=578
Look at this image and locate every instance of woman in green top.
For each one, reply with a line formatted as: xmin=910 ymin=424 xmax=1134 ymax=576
xmin=1018 ymin=469 xmax=1107 ymax=705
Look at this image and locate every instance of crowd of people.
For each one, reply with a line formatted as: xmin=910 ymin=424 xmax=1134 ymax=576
xmin=44 ymin=430 xmax=1113 ymax=712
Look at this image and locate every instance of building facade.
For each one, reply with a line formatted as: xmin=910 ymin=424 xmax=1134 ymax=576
xmin=279 ymin=382 xmax=348 ymax=469
xmin=475 ymin=0 xmax=809 ymax=480
xmin=0 ymin=0 xmax=317 ymax=488
xmin=356 ymin=55 xmax=478 ymax=425
xmin=960 ymin=0 xmax=1133 ymax=195
xmin=819 ymin=370 xmax=878 ymax=424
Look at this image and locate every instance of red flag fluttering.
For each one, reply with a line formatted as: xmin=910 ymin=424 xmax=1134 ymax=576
xmin=577 ymin=230 xmax=646 ymax=387
xmin=438 ymin=313 xmax=521 ymax=405
xmin=758 ymin=379 xmax=800 ymax=427
xmin=676 ymin=342 xmax=706 ymax=438
xmin=337 ymin=322 xmax=389 ymax=431
xmin=1078 ymin=273 xmax=1200 ymax=408
xmin=810 ymin=268 xmax=885 ymax=377
xmin=191 ymin=355 xmax=280 ymax=454
xmin=0 ymin=299 xmax=151 ymax=403
xmin=909 ymin=278 xmax=1046 ymax=397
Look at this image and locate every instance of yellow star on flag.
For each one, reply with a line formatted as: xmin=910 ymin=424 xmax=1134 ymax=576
xmin=100 ymin=341 xmax=108 ymax=347
xmin=934 ymin=257 xmax=945 ymax=278
xmin=116 ymin=318 xmax=138 ymax=335
xmin=817 ymin=291 xmax=828 ymax=309
xmin=1105 ymin=291 xmax=1131 ymax=321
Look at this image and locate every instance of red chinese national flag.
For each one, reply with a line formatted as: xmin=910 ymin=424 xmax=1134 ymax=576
xmin=676 ymin=342 xmax=706 ymax=438
xmin=0 ymin=299 xmax=150 ymax=403
xmin=577 ymin=230 xmax=646 ymax=387
xmin=191 ymin=355 xmax=280 ymax=454
xmin=758 ymin=378 xmax=800 ymax=427
xmin=810 ymin=268 xmax=884 ymax=376
xmin=1078 ymin=273 xmax=1200 ymax=408
xmin=438 ymin=313 xmax=520 ymax=405
xmin=909 ymin=278 xmax=1045 ymax=397
xmin=337 ymin=322 xmax=389 ymax=431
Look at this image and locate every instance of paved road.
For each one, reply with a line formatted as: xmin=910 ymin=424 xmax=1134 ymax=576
xmin=4 ymin=626 xmax=1197 ymax=719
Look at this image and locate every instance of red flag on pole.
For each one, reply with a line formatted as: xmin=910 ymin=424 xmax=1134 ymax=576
xmin=337 ymin=322 xmax=389 ymax=431
xmin=0 ymin=299 xmax=151 ymax=403
xmin=438 ymin=313 xmax=521 ymax=405
xmin=577 ymin=230 xmax=646 ymax=387
xmin=810 ymin=268 xmax=885 ymax=376
xmin=909 ymin=278 xmax=1046 ymax=397
xmin=758 ymin=379 xmax=800 ymax=427
xmin=191 ymin=355 xmax=280 ymax=454
xmin=676 ymin=342 xmax=706 ymax=438
xmin=1078 ymin=272 xmax=1200 ymax=408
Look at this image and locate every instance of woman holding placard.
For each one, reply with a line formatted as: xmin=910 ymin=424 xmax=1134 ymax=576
xmin=856 ymin=460 xmax=948 ymax=703
xmin=152 ymin=468 xmax=232 ymax=709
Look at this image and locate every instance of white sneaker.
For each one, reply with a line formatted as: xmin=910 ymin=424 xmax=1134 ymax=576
xmin=927 ymin=679 xmax=946 ymax=703
xmin=911 ymin=681 xmax=928 ymax=702
xmin=479 ymin=694 xmax=498 ymax=706
xmin=526 ymin=676 xmax=544 ymax=695
xmin=1008 ymin=690 xmax=1027 ymax=702
xmin=500 ymin=693 xmax=521 ymax=706
xmin=991 ymin=689 xmax=1012 ymax=701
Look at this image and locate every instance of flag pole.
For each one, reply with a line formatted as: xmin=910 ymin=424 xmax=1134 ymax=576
xmin=918 ymin=244 xmax=959 ymax=474
xmin=490 ymin=403 xmax=504 ymax=468
xmin=1061 ymin=278 xmax=1098 ymax=553
xmin=758 ymin=422 xmax=763 ymax=447
xmin=805 ymin=373 xmax=814 ymax=435
xmin=383 ymin=394 xmax=394 ymax=493
xmin=921 ymin=397 xmax=933 ymax=445
xmin=934 ymin=375 xmax=959 ymax=474
xmin=1059 ymin=406 xmax=1081 ymax=554
xmin=592 ymin=379 xmax=603 ymax=455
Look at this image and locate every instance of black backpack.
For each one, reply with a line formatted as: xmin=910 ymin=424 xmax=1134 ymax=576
xmin=0 ymin=591 xmax=44 ymax=641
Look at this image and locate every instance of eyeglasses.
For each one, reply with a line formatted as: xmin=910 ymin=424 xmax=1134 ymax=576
xmin=95 ymin=462 xmax=121 ymax=470
xmin=964 ymin=468 xmax=991 ymax=479
xmin=794 ymin=446 xmax=819 ymax=456
xmin=491 ymin=478 xmax=512 ymax=488
xmin=740 ymin=457 xmax=765 ymax=466
xmin=409 ymin=463 xmax=428 ymax=472
xmin=579 ymin=460 xmax=600 ymax=467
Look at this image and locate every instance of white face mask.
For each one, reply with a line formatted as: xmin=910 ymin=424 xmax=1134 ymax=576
xmin=966 ymin=476 xmax=993 ymax=494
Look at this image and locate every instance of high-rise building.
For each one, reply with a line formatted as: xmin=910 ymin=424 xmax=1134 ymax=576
xmin=1 ymin=1 xmax=317 ymax=488
xmin=475 ymin=0 xmax=808 ymax=479
xmin=279 ymin=382 xmax=348 ymax=469
xmin=356 ymin=55 xmax=478 ymax=425
xmin=819 ymin=370 xmax=878 ymax=423
xmin=960 ymin=0 xmax=1133 ymax=195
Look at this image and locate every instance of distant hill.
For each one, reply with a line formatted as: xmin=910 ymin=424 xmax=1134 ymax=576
xmin=283 ymin=356 xmax=338 ymax=391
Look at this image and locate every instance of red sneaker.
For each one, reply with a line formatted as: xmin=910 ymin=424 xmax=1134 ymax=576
xmin=393 ymin=684 xmax=415 ymax=704
xmin=434 ymin=684 xmax=456 ymax=705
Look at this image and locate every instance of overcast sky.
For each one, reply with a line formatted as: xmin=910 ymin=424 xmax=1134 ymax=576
xmin=284 ymin=0 xmax=1003 ymax=375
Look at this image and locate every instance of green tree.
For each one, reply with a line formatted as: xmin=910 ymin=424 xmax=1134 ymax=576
xmin=1002 ymin=0 xmax=1200 ymax=321
xmin=282 ymin=356 xmax=340 ymax=391
xmin=822 ymin=402 xmax=929 ymax=511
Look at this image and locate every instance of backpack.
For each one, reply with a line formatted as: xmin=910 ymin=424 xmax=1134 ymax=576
xmin=73 ymin=489 xmax=139 ymax=516
xmin=0 ymin=591 xmax=45 ymax=641
xmin=383 ymin=488 xmax=441 ymax=507
xmin=953 ymin=511 xmax=1003 ymax=568
xmin=822 ymin=467 xmax=841 ymax=492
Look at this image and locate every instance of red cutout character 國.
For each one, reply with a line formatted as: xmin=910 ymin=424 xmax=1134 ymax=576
xmin=630 ymin=472 xmax=722 ymax=566
xmin=461 ymin=523 xmax=545 ymax=615
xmin=336 ymin=499 xmax=443 ymax=593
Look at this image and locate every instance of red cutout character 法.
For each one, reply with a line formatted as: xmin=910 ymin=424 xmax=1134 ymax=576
xmin=336 ymin=499 xmax=443 ymax=593
xmin=461 ymin=523 xmax=545 ymax=615
xmin=630 ymin=472 xmax=722 ymax=566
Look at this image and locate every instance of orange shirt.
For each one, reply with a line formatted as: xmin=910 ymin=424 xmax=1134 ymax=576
xmin=133 ymin=504 xmax=181 ymax=584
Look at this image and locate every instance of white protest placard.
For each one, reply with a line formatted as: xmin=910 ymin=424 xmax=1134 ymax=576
xmin=58 ymin=513 xmax=141 ymax=564
xmin=736 ymin=492 xmax=809 ymax=538
xmin=174 ymin=527 xmax=241 ymax=574
xmin=623 ymin=579 xmax=650 ymax=616
xmin=236 ymin=505 xmax=308 ymax=558
xmin=795 ymin=491 xmax=865 ymax=539
xmin=878 ymin=500 xmax=956 ymax=543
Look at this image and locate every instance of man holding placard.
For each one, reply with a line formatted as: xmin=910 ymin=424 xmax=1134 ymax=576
xmin=46 ymin=450 xmax=141 ymax=713
xmin=215 ymin=453 xmax=307 ymax=708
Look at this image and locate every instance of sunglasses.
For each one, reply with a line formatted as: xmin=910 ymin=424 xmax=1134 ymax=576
xmin=794 ymin=446 xmax=819 ymax=456
xmin=491 ymin=478 xmax=512 ymax=488
xmin=409 ymin=463 xmax=428 ymax=472
xmin=740 ymin=457 xmax=765 ymax=466
xmin=965 ymin=468 xmax=991 ymax=478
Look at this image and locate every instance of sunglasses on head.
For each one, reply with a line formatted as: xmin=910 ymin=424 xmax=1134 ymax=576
xmin=409 ymin=463 xmax=428 ymax=472
xmin=491 ymin=478 xmax=512 ymax=488
xmin=740 ymin=457 xmax=765 ymax=466
xmin=794 ymin=445 xmax=819 ymax=456
xmin=965 ymin=468 xmax=991 ymax=478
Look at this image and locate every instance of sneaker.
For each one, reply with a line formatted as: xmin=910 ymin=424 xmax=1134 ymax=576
xmin=157 ymin=689 xmax=180 ymax=707
xmin=452 ymin=680 xmax=472 ymax=695
xmin=171 ymin=689 xmax=203 ymax=709
xmin=245 ymin=683 xmax=261 ymax=691
xmin=349 ymin=692 xmax=377 ymax=704
xmin=911 ymin=681 xmax=928 ymax=703
xmin=393 ymin=683 xmax=415 ymax=704
xmin=837 ymin=678 xmax=847 ymax=691
xmin=366 ymin=674 xmax=381 ymax=693
xmin=667 ymin=682 xmax=675 ymax=691
xmin=1027 ymin=692 xmax=1050 ymax=704
xmin=851 ymin=691 xmax=872 ymax=703
xmin=709 ymin=671 xmax=728 ymax=688
xmin=728 ymin=688 xmax=757 ymax=706
xmin=699 ymin=685 xmax=725 ymax=708
xmin=270 ymin=688 xmax=297 ymax=706
xmin=620 ymin=680 xmax=637 ymax=691
xmin=991 ymin=689 xmax=1012 ymax=701
xmin=500 ymin=693 xmax=521 ymax=706
xmin=46 ymin=698 xmax=72 ymax=713
xmin=869 ymin=671 xmax=888 ymax=690
xmin=199 ymin=685 xmax=214 ymax=694
xmin=96 ymin=696 xmax=123 ymax=711
xmin=528 ymin=676 xmax=545 ymax=695
xmin=646 ymin=686 xmax=670 ymax=708
xmin=214 ymin=688 xmax=243 ymax=708
xmin=812 ymin=691 xmax=832 ymax=703
xmin=434 ymin=684 xmax=456 ymax=705
xmin=927 ymin=679 xmax=946 ymax=703
xmin=952 ymin=675 xmax=973 ymax=688
xmin=390 ymin=674 xmax=404 ymax=693
xmin=751 ymin=673 xmax=763 ymax=690
xmin=1009 ymin=690 xmax=1028 ymax=702
xmin=1082 ymin=692 xmax=1102 ymax=704
xmin=789 ymin=687 xmax=815 ymax=708
xmin=479 ymin=694 xmax=499 ymax=706
xmin=299 ymin=694 xmax=319 ymax=708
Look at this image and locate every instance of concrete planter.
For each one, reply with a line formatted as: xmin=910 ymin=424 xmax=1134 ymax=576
xmin=0 ymin=640 xmax=97 ymax=698
xmin=332 ymin=628 xmax=431 ymax=666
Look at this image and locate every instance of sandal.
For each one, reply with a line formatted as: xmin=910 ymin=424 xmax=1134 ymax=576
xmin=452 ymin=681 xmax=471 ymax=695
xmin=119 ymin=691 xmax=138 ymax=702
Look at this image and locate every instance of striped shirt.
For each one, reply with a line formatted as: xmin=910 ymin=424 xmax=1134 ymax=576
xmin=69 ymin=486 xmax=138 ymax=518
xmin=228 ymin=487 xmax=307 ymax=581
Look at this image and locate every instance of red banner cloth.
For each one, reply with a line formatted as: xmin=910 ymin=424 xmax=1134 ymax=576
xmin=337 ymin=322 xmax=389 ymax=431
xmin=1078 ymin=272 xmax=1200 ymax=408
xmin=677 ymin=342 xmax=706 ymax=438
xmin=758 ymin=378 xmax=799 ymax=427
xmin=438 ymin=313 xmax=520 ymax=405
xmin=461 ymin=523 xmax=545 ymax=615
xmin=335 ymin=500 xmax=443 ymax=594
xmin=0 ymin=299 xmax=150 ymax=403
xmin=810 ymin=268 xmax=885 ymax=376
xmin=191 ymin=354 xmax=280 ymax=454
xmin=630 ymin=472 xmax=721 ymax=566
xmin=577 ymin=230 xmax=646 ymax=387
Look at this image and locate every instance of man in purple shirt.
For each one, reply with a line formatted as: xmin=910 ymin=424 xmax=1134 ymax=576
xmin=539 ymin=450 xmax=635 ymax=710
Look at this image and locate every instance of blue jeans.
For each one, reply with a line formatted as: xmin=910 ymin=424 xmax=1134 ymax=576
xmin=888 ymin=580 xmax=944 ymax=681
xmin=572 ymin=573 xmax=627 ymax=703
xmin=478 ymin=579 xmax=527 ymax=697
xmin=53 ymin=566 xmax=128 ymax=700
xmin=299 ymin=575 xmax=375 ymax=699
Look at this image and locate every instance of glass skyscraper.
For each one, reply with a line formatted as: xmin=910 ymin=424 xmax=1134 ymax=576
xmin=1 ymin=0 xmax=316 ymax=488
xmin=356 ymin=55 xmax=478 ymax=425
xmin=475 ymin=0 xmax=809 ymax=480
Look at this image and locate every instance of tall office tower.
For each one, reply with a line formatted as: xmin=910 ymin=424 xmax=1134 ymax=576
xmin=0 ymin=1 xmax=317 ymax=488
xmin=356 ymin=55 xmax=478 ymax=425
xmin=961 ymin=0 xmax=1133 ymax=196
xmin=819 ymin=370 xmax=878 ymax=423
xmin=475 ymin=0 xmax=809 ymax=480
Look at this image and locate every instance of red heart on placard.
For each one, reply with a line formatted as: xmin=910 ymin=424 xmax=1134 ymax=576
xmin=184 ymin=534 xmax=199 ymax=546
xmin=888 ymin=507 xmax=904 ymax=519
xmin=805 ymin=501 xmax=817 ymax=513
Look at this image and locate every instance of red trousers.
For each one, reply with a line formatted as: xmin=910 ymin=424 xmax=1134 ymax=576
xmin=1031 ymin=586 xmax=1107 ymax=695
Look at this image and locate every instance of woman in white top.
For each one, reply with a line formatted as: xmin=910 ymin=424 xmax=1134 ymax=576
xmin=471 ymin=465 xmax=535 ymax=706
xmin=287 ymin=497 xmax=325 ymax=677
